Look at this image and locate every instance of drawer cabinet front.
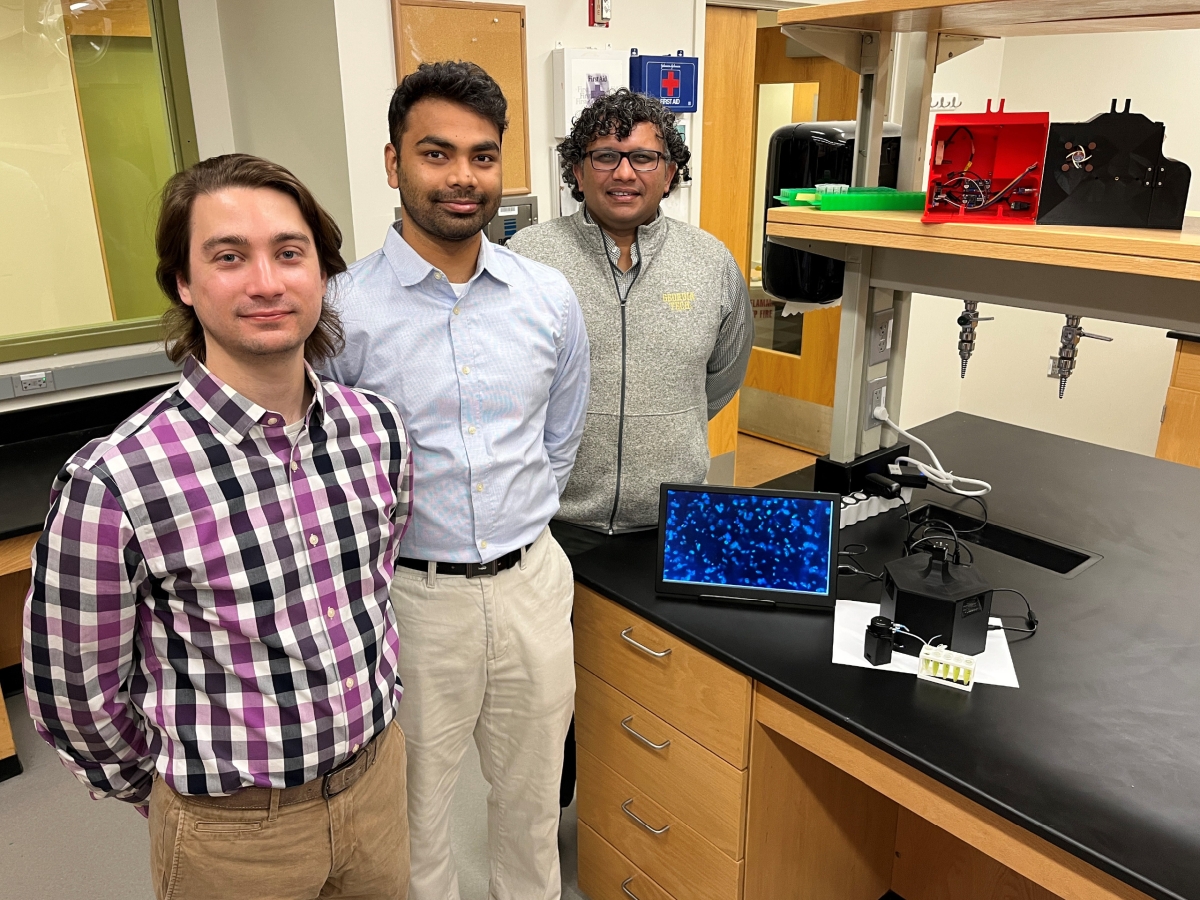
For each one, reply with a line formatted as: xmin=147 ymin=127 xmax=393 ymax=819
xmin=574 ymin=585 xmax=752 ymax=767
xmin=578 ymin=746 xmax=743 ymax=900
xmin=575 ymin=665 xmax=747 ymax=860
xmin=578 ymin=821 xmax=678 ymax=900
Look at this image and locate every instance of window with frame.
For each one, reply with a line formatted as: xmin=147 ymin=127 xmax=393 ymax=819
xmin=0 ymin=0 xmax=196 ymax=363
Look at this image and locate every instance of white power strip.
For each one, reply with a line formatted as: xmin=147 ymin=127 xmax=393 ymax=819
xmin=840 ymin=488 xmax=913 ymax=529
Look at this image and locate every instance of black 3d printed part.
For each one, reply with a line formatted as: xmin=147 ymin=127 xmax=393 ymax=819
xmin=881 ymin=548 xmax=993 ymax=656
xmin=1037 ymin=99 xmax=1191 ymax=229
xmin=864 ymin=615 xmax=895 ymax=666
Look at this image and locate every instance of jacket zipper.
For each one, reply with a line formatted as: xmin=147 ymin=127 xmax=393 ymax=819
xmin=606 ymin=294 xmax=628 ymax=534
xmin=596 ymin=214 xmax=649 ymax=534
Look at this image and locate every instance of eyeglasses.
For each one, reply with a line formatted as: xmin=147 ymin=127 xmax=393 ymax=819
xmin=585 ymin=149 xmax=666 ymax=172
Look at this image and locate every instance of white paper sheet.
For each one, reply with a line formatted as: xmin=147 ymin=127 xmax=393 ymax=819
xmin=833 ymin=599 xmax=1019 ymax=688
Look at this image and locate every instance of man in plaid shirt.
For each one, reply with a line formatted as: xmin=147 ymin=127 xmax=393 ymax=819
xmin=23 ymin=155 xmax=413 ymax=899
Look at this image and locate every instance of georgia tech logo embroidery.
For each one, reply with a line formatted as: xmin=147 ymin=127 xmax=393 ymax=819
xmin=662 ymin=291 xmax=695 ymax=311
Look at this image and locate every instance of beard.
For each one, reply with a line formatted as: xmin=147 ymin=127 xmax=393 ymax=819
xmin=397 ymin=170 xmax=501 ymax=242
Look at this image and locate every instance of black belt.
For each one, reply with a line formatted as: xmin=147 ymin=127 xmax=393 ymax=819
xmin=397 ymin=545 xmax=527 ymax=578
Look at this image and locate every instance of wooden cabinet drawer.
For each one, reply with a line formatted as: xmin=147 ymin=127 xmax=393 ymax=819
xmin=579 ymin=821 xmax=678 ymax=900
xmin=1174 ymin=340 xmax=1200 ymax=392
xmin=574 ymin=585 xmax=752 ymax=767
xmin=578 ymin=745 xmax=743 ymax=900
xmin=576 ymin=665 xmax=747 ymax=860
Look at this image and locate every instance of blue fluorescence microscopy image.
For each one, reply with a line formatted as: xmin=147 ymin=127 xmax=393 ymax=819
xmin=662 ymin=490 xmax=834 ymax=595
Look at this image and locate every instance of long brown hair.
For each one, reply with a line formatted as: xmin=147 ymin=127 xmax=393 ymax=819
xmin=155 ymin=153 xmax=347 ymax=365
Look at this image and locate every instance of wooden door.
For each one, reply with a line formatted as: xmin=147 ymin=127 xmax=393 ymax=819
xmin=1156 ymin=338 xmax=1200 ymax=467
xmin=699 ymin=6 xmax=758 ymax=480
xmin=391 ymin=0 xmax=532 ymax=195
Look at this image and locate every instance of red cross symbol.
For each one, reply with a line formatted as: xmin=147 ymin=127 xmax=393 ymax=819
xmin=661 ymin=69 xmax=681 ymax=97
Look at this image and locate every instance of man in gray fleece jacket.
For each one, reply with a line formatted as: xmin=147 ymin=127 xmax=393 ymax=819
xmin=507 ymin=89 xmax=753 ymax=556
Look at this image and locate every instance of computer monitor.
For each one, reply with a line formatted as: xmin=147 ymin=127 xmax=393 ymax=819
xmin=656 ymin=483 xmax=840 ymax=610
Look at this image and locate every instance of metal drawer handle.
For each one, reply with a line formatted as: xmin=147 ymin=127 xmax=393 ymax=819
xmin=621 ymin=876 xmax=642 ymax=899
xmin=621 ymin=716 xmax=670 ymax=751
xmin=620 ymin=627 xmax=672 ymax=658
xmin=621 ymin=798 xmax=670 ymax=835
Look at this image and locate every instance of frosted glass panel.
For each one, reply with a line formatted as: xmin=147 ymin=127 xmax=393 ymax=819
xmin=0 ymin=1 xmax=114 ymax=338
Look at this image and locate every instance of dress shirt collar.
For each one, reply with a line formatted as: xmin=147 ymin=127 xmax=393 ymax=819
xmin=179 ymin=355 xmax=326 ymax=444
xmin=383 ymin=220 xmax=516 ymax=290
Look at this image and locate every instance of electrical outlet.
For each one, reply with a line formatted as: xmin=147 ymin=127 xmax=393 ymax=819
xmin=18 ymin=370 xmax=54 ymax=394
xmin=863 ymin=376 xmax=887 ymax=430
xmin=869 ymin=309 xmax=894 ymax=366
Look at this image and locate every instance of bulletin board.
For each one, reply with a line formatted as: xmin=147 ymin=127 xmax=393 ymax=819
xmin=391 ymin=0 xmax=532 ymax=196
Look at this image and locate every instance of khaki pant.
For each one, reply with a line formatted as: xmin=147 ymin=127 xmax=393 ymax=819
xmin=149 ymin=722 xmax=409 ymax=900
xmin=391 ymin=528 xmax=575 ymax=900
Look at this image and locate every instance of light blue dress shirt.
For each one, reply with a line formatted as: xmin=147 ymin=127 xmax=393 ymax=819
xmin=324 ymin=224 xmax=590 ymax=563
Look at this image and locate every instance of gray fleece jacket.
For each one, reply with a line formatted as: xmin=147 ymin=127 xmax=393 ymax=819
xmin=507 ymin=209 xmax=752 ymax=532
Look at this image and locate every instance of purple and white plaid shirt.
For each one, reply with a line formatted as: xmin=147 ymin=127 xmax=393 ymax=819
xmin=23 ymin=357 xmax=411 ymax=805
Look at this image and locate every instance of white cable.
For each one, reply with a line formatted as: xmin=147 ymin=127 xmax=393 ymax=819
xmin=872 ymin=406 xmax=992 ymax=497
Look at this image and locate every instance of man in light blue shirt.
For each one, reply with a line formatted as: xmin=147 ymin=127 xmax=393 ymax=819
xmin=324 ymin=61 xmax=589 ymax=900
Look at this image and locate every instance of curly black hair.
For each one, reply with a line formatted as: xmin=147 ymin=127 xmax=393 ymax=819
xmin=558 ymin=89 xmax=691 ymax=202
xmin=388 ymin=60 xmax=509 ymax=147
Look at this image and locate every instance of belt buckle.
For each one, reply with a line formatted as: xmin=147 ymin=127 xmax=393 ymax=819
xmin=322 ymin=743 xmax=363 ymax=799
xmin=466 ymin=560 xmax=499 ymax=578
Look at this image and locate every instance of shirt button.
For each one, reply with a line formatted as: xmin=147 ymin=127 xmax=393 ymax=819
xmin=461 ymin=366 xmax=470 ymax=375
xmin=290 ymin=461 xmax=299 ymax=472
xmin=345 ymin=677 xmax=355 ymax=689
xmin=309 ymin=534 xmax=319 ymax=546
xmin=477 ymin=483 xmax=484 ymax=492
xmin=453 ymin=307 xmax=461 ymax=315
xmin=468 ymin=426 xmax=477 ymax=435
xmin=267 ymin=417 xmax=278 ymax=426
xmin=352 ymin=743 xmax=360 ymax=753
xmin=327 ymin=607 xmax=335 ymax=619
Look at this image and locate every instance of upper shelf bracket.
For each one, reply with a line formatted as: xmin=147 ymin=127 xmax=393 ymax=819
xmin=780 ymin=24 xmax=883 ymax=74
xmin=782 ymin=24 xmax=987 ymax=72
xmin=936 ymin=33 xmax=986 ymax=66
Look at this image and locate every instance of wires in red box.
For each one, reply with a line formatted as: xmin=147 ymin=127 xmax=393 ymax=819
xmin=923 ymin=100 xmax=1050 ymax=224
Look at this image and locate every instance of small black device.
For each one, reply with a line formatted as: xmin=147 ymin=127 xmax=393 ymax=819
xmin=863 ymin=616 xmax=895 ymax=666
xmin=881 ymin=546 xmax=993 ymax=656
xmin=762 ymin=121 xmax=901 ymax=303
xmin=1036 ymin=99 xmax=1191 ymax=229
xmin=656 ymin=483 xmax=840 ymax=610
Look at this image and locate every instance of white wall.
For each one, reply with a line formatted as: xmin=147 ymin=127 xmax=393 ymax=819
xmin=218 ymin=0 xmax=357 ymax=260
xmin=176 ymin=0 xmax=234 ymax=159
xmin=333 ymin=0 xmax=400 ymax=259
xmin=899 ymin=33 xmax=1186 ymax=455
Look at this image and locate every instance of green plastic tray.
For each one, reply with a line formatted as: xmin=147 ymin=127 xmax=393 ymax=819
xmin=774 ymin=186 xmax=927 ymax=211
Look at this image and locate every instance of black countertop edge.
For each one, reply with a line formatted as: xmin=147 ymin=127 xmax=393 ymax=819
xmin=1166 ymin=331 xmax=1200 ymax=344
xmin=0 ymin=525 xmax=39 ymax=544
xmin=572 ymin=571 xmax=1184 ymax=900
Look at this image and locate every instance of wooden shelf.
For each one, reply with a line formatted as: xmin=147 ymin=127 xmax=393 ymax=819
xmin=766 ymin=207 xmax=1200 ymax=282
xmin=777 ymin=0 xmax=1200 ymax=38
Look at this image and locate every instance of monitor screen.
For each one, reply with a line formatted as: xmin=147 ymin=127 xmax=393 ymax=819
xmin=660 ymin=487 xmax=837 ymax=598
